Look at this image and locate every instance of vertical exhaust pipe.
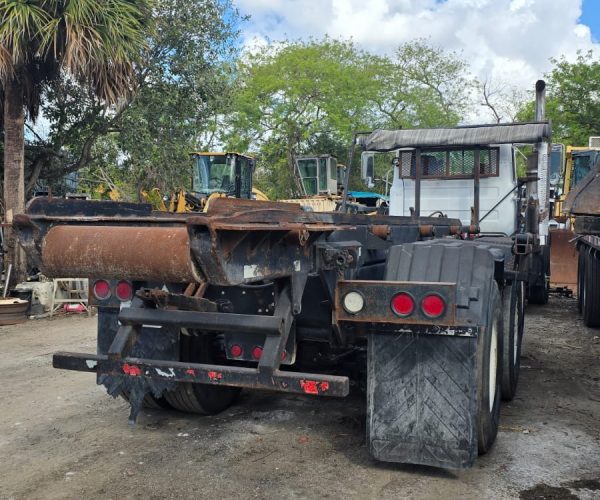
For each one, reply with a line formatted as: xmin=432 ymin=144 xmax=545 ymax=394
xmin=535 ymin=79 xmax=546 ymax=122
xmin=526 ymin=80 xmax=548 ymax=240
xmin=535 ymin=80 xmax=550 ymax=244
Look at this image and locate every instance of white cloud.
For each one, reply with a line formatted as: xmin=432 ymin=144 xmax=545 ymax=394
xmin=235 ymin=0 xmax=598 ymax=92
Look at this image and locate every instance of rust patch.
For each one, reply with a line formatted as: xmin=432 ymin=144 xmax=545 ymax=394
xmin=41 ymin=225 xmax=200 ymax=283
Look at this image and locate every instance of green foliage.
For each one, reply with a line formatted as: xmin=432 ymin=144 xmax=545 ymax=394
xmin=21 ymin=0 xmax=243 ymax=197
xmin=0 ymin=0 xmax=151 ymax=111
xmin=517 ymin=51 xmax=600 ymax=146
xmin=226 ymin=38 xmax=472 ymax=198
xmin=226 ymin=38 xmax=376 ymax=193
xmin=111 ymin=0 xmax=243 ymax=193
xmin=369 ymin=39 xmax=473 ymax=129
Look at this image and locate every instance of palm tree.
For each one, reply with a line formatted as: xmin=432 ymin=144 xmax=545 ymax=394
xmin=0 ymin=0 xmax=151 ymax=281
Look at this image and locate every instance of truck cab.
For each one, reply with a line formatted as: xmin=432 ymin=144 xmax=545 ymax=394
xmin=363 ymin=144 xmax=519 ymax=236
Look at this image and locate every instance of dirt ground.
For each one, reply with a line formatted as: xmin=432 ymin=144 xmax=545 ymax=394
xmin=0 ymin=295 xmax=599 ymax=500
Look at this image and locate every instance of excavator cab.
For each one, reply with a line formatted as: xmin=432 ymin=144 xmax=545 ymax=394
xmin=191 ymin=152 xmax=255 ymax=200
xmin=295 ymin=155 xmax=338 ymax=196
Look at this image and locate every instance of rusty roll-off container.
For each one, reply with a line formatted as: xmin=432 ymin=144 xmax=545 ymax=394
xmin=41 ymin=225 xmax=201 ymax=283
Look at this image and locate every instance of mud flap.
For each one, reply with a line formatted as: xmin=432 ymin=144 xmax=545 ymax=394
xmin=367 ymin=331 xmax=478 ymax=469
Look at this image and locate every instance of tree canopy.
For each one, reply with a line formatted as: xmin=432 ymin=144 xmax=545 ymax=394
xmin=224 ymin=38 xmax=472 ymax=198
xmin=0 ymin=0 xmax=152 ymax=280
xmin=517 ymin=51 xmax=600 ymax=146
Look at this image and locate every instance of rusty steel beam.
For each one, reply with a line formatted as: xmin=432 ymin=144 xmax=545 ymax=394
xmin=52 ymin=352 xmax=350 ymax=397
xmin=41 ymin=225 xmax=202 ymax=282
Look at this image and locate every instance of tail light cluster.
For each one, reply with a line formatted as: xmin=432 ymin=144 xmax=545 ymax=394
xmin=92 ymin=279 xmax=133 ymax=302
xmin=342 ymin=288 xmax=447 ymax=320
xmin=391 ymin=291 xmax=446 ymax=319
xmin=226 ymin=341 xmax=291 ymax=364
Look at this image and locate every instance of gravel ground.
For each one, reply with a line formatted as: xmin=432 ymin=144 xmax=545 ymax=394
xmin=0 ymin=295 xmax=599 ymax=500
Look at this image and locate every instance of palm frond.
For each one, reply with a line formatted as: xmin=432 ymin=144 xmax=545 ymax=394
xmin=0 ymin=0 xmax=152 ymax=108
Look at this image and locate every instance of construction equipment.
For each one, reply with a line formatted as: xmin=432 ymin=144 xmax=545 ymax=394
xmin=14 ymin=85 xmax=552 ymax=469
xmin=142 ymin=152 xmax=267 ymax=213
xmin=549 ymin=140 xmax=600 ymax=292
xmin=564 ymin=149 xmax=600 ymax=326
xmin=281 ymin=154 xmax=387 ymax=213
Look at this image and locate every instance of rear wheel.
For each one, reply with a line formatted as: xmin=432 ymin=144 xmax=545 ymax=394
xmin=121 ymin=391 xmax=172 ymax=410
xmin=477 ymin=282 xmax=502 ymax=454
xmin=164 ymin=332 xmax=240 ymax=414
xmin=583 ymin=249 xmax=600 ymax=327
xmin=528 ymin=249 xmax=550 ymax=305
xmin=501 ymin=281 xmax=524 ymax=401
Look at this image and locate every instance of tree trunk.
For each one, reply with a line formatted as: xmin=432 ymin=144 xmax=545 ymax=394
xmin=3 ymin=78 xmax=27 ymax=284
xmin=287 ymin=145 xmax=305 ymax=197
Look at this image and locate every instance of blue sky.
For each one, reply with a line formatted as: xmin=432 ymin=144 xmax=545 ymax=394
xmin=235 ymin=0 xmax=599 ymax=99
xmin=581 ymin=0 xmax=599 ymax=40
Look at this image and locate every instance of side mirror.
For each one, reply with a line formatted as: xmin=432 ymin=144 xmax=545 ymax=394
xmin=361 ymin=152 xmax=375 ymax=189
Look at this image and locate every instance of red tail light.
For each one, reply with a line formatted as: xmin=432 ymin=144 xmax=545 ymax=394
xmin=115 ymin=281 xmax=133 ymax=301
xmin=391 ymin=292 xmax=415 ymax=316
xmin=421 ymin=294 xmax=445 ymax=318
xmin=93 ymin=280 xmax=111 ymax=300
xmin=252 ymin=346 xmax=263 ymax=360
xmin=230 ymin=344 xmax=243 ymax=358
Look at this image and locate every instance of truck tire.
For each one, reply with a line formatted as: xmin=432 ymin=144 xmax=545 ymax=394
xmin=501 ymin=281 xmax=524 ymax=401
xmin=121 ymin=391 xmax=172 ymax=410
xmin=578 ymin=250 xmax=585 ymax=313
xmin=528 ymin=247 xmax=550 ymax=305
xmin=583 ymin=249 xmax=600 ymax=327
xmin=477 ymin=282 xmax=502 ymax=454
xmin=367 ymin=241 xmax=504 ymax=468
xmin=165 ymin=333 xmax=240 ymax=414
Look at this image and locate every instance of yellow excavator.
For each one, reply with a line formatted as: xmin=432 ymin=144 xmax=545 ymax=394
xmin=550 ymin=140 xmax=600 ymax=292
xmin=141 ymin=152 xmax=268 ymax=212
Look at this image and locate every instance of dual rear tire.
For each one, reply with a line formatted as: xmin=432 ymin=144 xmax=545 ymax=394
xmin=164 ymin=333 xmax=240 ymax=414
xmin=581 ymin=248 xmax=600 ymax=327
xmin=501 ymin=281 xmax=525 ymax=401
xmin=477 ymin=282 xmax=502 ymax=454
xmin=120 ymin=332 xmax=239 ymax=415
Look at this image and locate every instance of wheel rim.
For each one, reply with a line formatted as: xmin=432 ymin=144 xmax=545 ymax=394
xmin=489 ymin=319 xmax=498 ymax=412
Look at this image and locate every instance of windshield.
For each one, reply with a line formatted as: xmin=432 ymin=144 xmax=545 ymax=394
xmin=192 ymin=155 xmax=235 ymax=194
xmin=297 ymin=158 xmax=318 ymax=195
xmin=572 ymin=153 xmax=593 ymax=188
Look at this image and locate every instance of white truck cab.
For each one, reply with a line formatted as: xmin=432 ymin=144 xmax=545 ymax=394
xmin=385 ymin=144 xmax=518 ymax=236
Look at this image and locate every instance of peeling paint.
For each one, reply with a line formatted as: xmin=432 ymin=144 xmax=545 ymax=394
xmin=155 ymin=368 xmax=176 ymax=378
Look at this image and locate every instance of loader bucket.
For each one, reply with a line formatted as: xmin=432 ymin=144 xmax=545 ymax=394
xmin=549 ymin=228 xmax=578 ymax=292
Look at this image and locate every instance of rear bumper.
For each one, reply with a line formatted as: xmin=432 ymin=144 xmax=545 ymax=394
xmin=53 ymin=351 xmax=349 ymax=397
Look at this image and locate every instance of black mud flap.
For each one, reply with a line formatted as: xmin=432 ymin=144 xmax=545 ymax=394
xmin=367 ymin=331 xmax=478 ymax=469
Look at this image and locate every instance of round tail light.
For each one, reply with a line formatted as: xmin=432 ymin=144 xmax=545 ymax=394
xmin=421 ymin=294 xmax=445 ymax=318
xmin=93 ymin=279 xmax=111 ymax=300
xmin=252 ymin=346 xmax=263 ymax=360
xmin=342 ymin=291 xmax=365 ymax=314
xmin=230 ymin=344 xmax=243 ymax=358
xmin=115 ymin=281 xmax=133 ymax=301
xmin=391 ymin=292 xmax=415 ymax=317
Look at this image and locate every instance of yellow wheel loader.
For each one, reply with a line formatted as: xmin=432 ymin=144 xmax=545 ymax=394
xmin=141 ymin=152 xmax=267 ymax=213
